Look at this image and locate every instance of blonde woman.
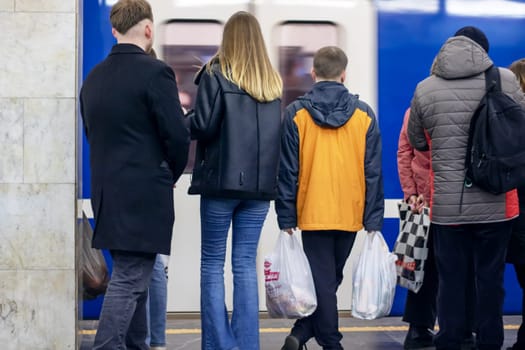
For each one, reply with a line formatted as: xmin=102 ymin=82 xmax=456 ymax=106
xmin=187 ymin=11 xmax=282 ymax=350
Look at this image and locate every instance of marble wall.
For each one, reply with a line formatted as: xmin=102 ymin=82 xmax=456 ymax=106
xmin=0 ymin=1 xmax=78 ymax=349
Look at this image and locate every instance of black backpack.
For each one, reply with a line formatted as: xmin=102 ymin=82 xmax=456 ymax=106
xmin=464 ymin=65 xmax=525 ymax=195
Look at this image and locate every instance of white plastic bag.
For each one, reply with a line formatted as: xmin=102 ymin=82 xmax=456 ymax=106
xmin=351 ymin=231 xmax=397 ymax=320
xmin=264 ymin=231 xmax=317 ymax=318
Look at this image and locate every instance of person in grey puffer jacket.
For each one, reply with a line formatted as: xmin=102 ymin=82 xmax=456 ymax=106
xmin=408 ymin=26 xmax=525 ymax=350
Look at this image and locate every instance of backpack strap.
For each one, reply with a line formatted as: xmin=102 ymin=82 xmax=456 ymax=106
xmin=485 ymin=65 xmax=501 ymax=92
xmin=464 ymin=65 xmax=499 ymax=175
xmin=461 ymin=65 xmax=499 ymax=211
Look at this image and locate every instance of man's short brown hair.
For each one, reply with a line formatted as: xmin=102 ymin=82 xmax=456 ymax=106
xmin=313 ymin=46 xmax=348 ymax=80
xmin=110 ymin=0 xmax=153 ymax=35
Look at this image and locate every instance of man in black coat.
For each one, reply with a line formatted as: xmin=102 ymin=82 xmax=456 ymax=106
xmin=79 ymin=1 xmax=189 ymax=348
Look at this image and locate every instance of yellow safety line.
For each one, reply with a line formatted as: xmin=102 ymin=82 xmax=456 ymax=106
xmin=79 ymin=324 xmax=520 ymax=335
xmin=80 ymin=330 xmax=97 ymax=335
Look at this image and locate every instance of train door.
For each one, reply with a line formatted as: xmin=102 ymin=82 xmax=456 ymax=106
xmin=158 ymin=19 xmax=223 ymax=312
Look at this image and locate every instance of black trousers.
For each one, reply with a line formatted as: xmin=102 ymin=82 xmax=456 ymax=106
xmin=433 ymin=221 xmax=512 ymax=350
xmin=291 ymin=230 xmax=356 ymax=350
xmin=402 ymin=225 xmax=476 ymax=332
xmin=402 ymin=224 xmax=438 ymax=329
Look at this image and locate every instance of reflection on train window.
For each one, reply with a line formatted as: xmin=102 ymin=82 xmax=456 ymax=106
xmin=276 ymin=22 xmax=338 ymax=107
xmin=161 ymin=20 xmax=222 ymax=173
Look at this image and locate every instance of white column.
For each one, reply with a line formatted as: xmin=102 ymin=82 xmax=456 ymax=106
xmin=0 ymin=0 xmax=78 ymax=349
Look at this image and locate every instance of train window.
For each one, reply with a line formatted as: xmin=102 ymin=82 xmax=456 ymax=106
xmin=376 ymin=0 xmax=439 ymax=13
xmin=276 ymin=22 xmax=338 ymax=107
xmin=447 ymin=0 xmax=525 ymax=17
xmin=161 ymin=20 xmax=222 ymax=173
xmin=272 ymin=0 xmax=358 ymax=4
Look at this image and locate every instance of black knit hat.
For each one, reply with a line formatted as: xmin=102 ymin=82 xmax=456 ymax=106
xmin=455 ymin=26 xmax=489 ymax=53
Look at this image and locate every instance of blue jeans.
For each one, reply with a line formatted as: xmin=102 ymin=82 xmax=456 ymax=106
xmin=146 ymin=254 xmax=168 ymax=347
xmin=200 ymin=197 xmax=270 ymax=350
xmin=93 ymin=250 xmax=156 ymax=350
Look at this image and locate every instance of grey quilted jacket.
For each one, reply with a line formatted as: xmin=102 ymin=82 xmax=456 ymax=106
xmin=408 ymin=36 xmax=525 ymax=225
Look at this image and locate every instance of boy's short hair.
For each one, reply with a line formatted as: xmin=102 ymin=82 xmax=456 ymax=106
xmin=313 ymin=46 xmax=348 ymax=80
xmin=110 ymin=0 xmax=153 ymax=35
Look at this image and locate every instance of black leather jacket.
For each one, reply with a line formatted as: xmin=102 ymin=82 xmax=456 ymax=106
xmin=188 ymin=62 xmax=282 ymax=200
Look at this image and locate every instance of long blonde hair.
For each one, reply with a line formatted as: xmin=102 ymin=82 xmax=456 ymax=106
xmin=510 ymin=58 xmax=525 ymax=93
xmin=207 ymin=11 xmax=282 ymax=102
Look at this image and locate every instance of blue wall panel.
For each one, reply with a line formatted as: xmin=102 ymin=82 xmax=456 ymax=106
xmin=81 ymin=0 xmax=115 ymax=319
xmin=378 ymin=7 xmax=525 ymax=315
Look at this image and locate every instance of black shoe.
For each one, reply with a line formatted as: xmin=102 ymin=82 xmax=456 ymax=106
xmin=404 ymin=326 xmax=434 ymax=349
xmin=460 ymin=332 xmax=476 ymax=349
xmin=507 ymin=344 xmax=525 ymax=350
xmin=281 ymin=335 xmax=301 ymax=350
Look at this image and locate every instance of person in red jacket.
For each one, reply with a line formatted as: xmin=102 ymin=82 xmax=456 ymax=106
xmin=397 ymin=108 xmax=437 ymax=349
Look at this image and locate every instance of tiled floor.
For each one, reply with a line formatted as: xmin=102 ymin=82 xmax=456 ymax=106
xmin=79 ymin=314 xmax=522 ymax=349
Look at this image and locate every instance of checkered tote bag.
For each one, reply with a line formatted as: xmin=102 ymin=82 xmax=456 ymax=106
xmin=393 ymin=202 xmax=431 ymax=293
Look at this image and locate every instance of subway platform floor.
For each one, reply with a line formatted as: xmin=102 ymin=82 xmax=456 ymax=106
xmin=79 ymin=314 xmax=522 ymax=349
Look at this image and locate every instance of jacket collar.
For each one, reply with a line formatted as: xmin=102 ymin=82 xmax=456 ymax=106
xmin=301 ymin=81 xmax=358 ymax=128
xmin=194 ymin=58 xmax=219 ymax=85
xmin=109 ymin=43 xmax=147 ymax=56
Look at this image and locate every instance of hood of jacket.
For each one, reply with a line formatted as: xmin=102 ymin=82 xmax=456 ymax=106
xmin=431 ymin=36 xmax=493 ymax=80
xmin=300 ymin=81 xmax=358 ymax=128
